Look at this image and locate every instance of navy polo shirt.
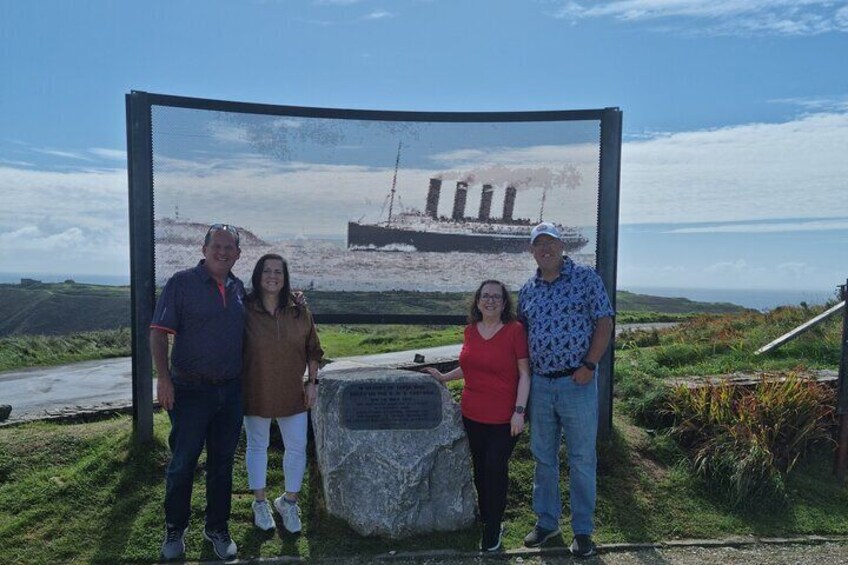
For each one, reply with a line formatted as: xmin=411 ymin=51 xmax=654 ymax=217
xmin=151 ymin=260 xmax=246 ymax=380
xmin=518 ymin=256 xmax=614 ymax=375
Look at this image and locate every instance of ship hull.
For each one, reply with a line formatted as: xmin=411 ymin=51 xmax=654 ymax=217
xmin=347 ymin=222 xmax=588 ymax=254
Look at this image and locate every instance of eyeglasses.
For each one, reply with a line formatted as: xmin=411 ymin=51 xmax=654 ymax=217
xmin=206 ymin=223 xmax=240 ymax=247
xmin=480 ymin=293 xmax=503 ymax=302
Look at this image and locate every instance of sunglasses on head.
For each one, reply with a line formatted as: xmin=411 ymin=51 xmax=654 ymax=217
xmin=206 ymin=223 xmax=240 ymax=247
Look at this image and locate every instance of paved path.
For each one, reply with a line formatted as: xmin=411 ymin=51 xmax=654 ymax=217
xmin=0 ymin=323 xmax=675 ymax=424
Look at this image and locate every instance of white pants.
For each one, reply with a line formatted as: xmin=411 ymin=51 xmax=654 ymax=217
xmin=244 ymin=412 xmax=308 ymax=494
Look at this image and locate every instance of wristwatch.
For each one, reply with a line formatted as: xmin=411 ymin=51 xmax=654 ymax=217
xmin=514 ymin=405 xmax=526 ymax=414
xmin=582 ymin=360 xmax=597 ymax=371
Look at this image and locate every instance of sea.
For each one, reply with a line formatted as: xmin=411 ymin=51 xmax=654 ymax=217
xmin=2 ymin=268 xmax=835 ymax=312
xmin=626 ymin=286 xmax=836 ymax=312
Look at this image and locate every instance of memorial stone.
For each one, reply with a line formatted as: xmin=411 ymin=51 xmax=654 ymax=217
xmin=311 ymin=368 xmax=477 ymax=538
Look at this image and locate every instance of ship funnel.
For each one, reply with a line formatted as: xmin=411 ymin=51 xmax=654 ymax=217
xmin=478 ymin=184 xmax=494 ymax=221
xmin=452 ymin=181 xmax=468 ymax=220
xmin=426 ymin=178 xmax=441 ymax=219
xmin=502 ymin=185 xmax=517 ymax=221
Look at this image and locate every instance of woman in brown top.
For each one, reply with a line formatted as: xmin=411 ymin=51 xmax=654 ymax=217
xmin=242 ymin=253 xmax=323 ymax=534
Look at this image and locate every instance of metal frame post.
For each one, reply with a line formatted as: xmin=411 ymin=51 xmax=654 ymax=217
xmin=835 ymin=280 xmax=848 ymax=479
xmin=596 ymin=108 xmax=623 ymax=441
xmin=127 ymin=92 xmax=155 ymax=443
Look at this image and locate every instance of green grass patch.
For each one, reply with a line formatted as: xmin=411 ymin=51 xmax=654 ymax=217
xmin=319 ymin=324 xmax=463 ymax=359
xmin=0 ymin=329 xmax=132 ymax=372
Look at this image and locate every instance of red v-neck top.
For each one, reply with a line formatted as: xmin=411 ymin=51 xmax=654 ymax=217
xmin=458 ymin=320 xmax=528 ymax=424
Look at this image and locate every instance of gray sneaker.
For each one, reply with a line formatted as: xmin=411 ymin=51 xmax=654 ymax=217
xmin=160 ymin=524 xmax=187 ymax=560
xmin=523 ymin=525 xmax=561 ymax=547
xmin=252 ymin=499 xmax=276 ymax=531
xmin=203 ymin=527 xmax=237 ymax=560
xmin=274 ymin=495 xmax=302 ymax=533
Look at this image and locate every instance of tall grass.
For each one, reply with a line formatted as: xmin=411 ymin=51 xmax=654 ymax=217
xmin=666 ymin=374 xmax=836 ymax=506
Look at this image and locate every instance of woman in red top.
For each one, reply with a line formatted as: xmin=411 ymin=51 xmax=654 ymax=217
xmin=424 ymin=279 xmax=530 ymax=552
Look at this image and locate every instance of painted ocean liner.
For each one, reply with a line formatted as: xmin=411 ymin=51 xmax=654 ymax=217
xmin=347 ymin=145 xmax=589 ymax=254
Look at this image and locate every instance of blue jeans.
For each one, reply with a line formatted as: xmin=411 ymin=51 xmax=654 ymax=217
xmin=529 ymin=373 xmax=598 ymax=535
xmin=164 ymin=378 xmax=243 ymax=532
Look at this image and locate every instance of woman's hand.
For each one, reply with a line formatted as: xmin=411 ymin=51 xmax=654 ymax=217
xmin=510 ymin=411 xmax=525 ymax=436
xmin=304 ymin=382 xmax=318 ymax=408
xmin=421 ymin=367 xmax=445 ymax=384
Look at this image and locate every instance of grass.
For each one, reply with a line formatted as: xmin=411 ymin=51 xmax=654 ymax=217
xmin=615 ymin=304 xmax=843 ymax=426
xmin=2 ymin=408 xmax=847 ymax=564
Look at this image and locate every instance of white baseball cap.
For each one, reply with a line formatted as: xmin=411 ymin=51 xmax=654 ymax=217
xmin=530 ymin=222 xmax=562 ymax=244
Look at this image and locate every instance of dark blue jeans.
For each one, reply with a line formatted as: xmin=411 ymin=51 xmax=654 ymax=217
xmin=164 ymin=378 xmax=243 ymax=532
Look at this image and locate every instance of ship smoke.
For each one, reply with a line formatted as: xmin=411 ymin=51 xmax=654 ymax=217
xmin=437 ymin=164 xmax=582 ymax=191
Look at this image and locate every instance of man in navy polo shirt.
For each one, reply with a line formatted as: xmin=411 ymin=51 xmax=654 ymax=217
xmin=150 ymin=224 xmax=246 ymax=561
xmin=518 ymin=222 xmax=614 ymax=558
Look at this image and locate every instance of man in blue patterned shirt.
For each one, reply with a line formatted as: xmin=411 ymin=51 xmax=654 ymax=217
xmin=518 ymin=222 xmax=614 ymax=558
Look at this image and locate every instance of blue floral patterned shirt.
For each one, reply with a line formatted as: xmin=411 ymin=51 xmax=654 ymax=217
xmin=518 ymin=256 xmax=615 ymax=375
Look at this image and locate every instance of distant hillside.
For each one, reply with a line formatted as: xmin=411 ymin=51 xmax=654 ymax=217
xmin=616 ymin=290 xmax=746 ymax=314
xmin=0 ymin=282 xmax=130 ymax=337
xmin=0 ymin=282 xmax=748 ymax=337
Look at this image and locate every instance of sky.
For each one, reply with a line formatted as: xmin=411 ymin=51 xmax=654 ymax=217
xmin=1 ymin=0 xmax=847 ymax=305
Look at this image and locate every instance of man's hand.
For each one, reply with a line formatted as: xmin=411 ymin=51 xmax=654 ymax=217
xmin=304 ymin=382 xmax=318 ymax=409
xmin=510 ymin=412 xmax=525 ymax=436
xmin=292 ymin=291 xmax=308 ymax=306
xmin=157 ymin=376 xmax=175 ymax=410
xmin=572 ymin=366 xmax=595 ymax=385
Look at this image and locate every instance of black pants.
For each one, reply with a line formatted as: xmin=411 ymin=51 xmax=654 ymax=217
xmin=463 ymin=416 xmax=519 ymax=526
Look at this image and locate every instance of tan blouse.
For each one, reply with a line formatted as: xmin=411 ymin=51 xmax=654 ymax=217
xmin=242 ymin=298 xmax=324 ymax=418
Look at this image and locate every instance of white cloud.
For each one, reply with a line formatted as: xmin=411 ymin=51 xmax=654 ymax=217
xmin=0 ymin=165 xmax=129 ymax=276
xmin=705 ymin=258 xmax=762 ymax=275
xmin=551 ymin=0 xmax=848 ymax=36
xmin=776 ymin=261 xmax=811 ymax=278
xmin=89 ymin=148 xmax=127 ymax=160
xmin=620 ymin=110 xmax=848 ymax=225
xmin=666 ymin=218 xmax=848 ymax=234
xmin=31 ymin=147 xmax=92 ymax=161
xmin=363 ymin=10 xmax=394 ymax=20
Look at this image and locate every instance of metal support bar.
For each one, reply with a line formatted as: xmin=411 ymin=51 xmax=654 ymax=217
xmin=127 ymin=92 xmax=155 ymax=443
xmin=597 ymin=108 xmax=623 ymax=441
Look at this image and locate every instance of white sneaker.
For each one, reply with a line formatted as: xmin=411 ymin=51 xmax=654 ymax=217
xmin=252 ymin=499 xmax=276 ymax=531
xmin=274 ymin=495 xmax=302 ymax=533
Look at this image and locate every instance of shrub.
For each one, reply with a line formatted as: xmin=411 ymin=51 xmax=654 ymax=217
xmin=667 ymin=373 xmax=836 ymax=506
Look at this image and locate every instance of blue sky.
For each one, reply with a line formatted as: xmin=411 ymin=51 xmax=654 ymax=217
xmin=1 ymin=0 xmax=847 ymax=302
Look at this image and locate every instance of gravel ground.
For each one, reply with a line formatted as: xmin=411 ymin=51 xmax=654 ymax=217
xmin=296 ymin=540 xmax=848 ymax=565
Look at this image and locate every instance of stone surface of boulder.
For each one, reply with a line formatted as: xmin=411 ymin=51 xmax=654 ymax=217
xmin=311 ymin=368 xmax=477 ymax=538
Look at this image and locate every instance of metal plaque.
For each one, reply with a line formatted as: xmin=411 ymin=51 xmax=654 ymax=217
xmin=341 ymin=381 xmax=442 ymax=430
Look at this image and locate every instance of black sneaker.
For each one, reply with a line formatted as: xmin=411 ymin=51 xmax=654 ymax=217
xmin=570 ymin=534 xmax=597 ymax=558
xmin=523 ymin=525 xmax=561 ymax=547
xmin=203 ymin=527 xmax=237 ymax=560
xmin=481 ymin=522 xmax=504 ymax=552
